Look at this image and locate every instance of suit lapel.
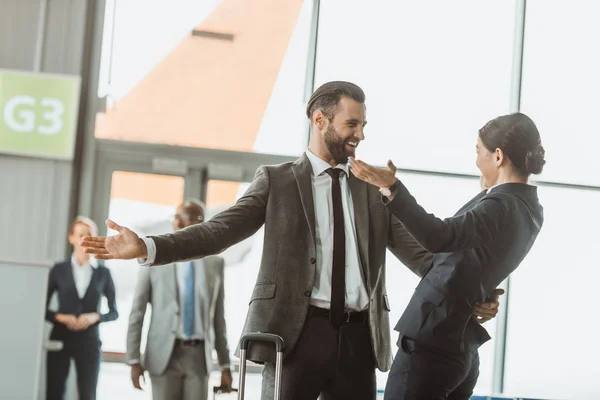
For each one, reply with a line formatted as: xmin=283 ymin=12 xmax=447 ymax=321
xmin=198 ymin=258 xmax=216 ymax=333
xmin=81 ymin=267 xmax=99 ymax=301
xmin=348 ymin=172 xmax=370 ymax=288
xmin=64 ymin=262 xmax=79 ymax=296
xmin=291 ymin=154 xmax=316 ymax=250
xmin=196 ymin=259 xmax=213 ymax=301
xmin=170 ymin=263 xmax=180 ymax=305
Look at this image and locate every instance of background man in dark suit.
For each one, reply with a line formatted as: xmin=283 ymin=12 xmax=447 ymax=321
xmin=81 ymin=81 xmax=501 ymax=400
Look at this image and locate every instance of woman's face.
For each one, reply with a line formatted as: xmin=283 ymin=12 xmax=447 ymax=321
xmin=476 ymin=136 xmax=499 ymax=190
xmin=68 ymin=223 xmax=92 ymax=254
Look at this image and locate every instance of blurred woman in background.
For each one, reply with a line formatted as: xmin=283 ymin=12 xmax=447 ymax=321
xmin=45 ymin=216 xmax=118 ymax=400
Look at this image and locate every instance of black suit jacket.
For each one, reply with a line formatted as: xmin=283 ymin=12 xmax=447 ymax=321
xmin=45 ymin=260 xmax=118 ymax=340
xmin=387 ymin=182 xmax=543 ymax=355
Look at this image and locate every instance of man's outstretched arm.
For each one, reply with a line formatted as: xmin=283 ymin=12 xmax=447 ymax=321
xmin=81 ymin=167 xmax=270 ymax=265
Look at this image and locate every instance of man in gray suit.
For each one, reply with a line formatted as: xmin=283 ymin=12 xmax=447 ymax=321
xmin=82 ymin=81 xmax=501 ymax=400
xmin=126 ymin=200 xmax=233 ymax=400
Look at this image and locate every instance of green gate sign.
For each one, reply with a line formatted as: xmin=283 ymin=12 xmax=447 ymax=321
xmin=0 ymin=69 xmax=81 ymax=160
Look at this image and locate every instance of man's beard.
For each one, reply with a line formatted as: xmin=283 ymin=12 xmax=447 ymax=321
xmin=324 ymin=124 xmax=355 ymax=164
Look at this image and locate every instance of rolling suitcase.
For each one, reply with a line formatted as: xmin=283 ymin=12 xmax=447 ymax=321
xmin=237 ymin=333 xmax=285 ymax=400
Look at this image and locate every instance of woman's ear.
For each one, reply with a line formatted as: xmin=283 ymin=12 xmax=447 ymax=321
xmin=495 ymin=148 xmax=504 ymax=167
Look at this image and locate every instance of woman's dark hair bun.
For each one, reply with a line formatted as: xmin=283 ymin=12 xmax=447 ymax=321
xmin=525 ymin=144 xmax=546 ymax=175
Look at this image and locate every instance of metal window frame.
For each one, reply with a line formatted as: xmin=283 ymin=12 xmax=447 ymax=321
xmin=492 ymin=0 xmax=527 ymax=394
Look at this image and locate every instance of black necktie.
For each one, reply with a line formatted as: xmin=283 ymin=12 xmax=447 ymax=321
xmin=325 ymin=168 xmax=345 ymax=327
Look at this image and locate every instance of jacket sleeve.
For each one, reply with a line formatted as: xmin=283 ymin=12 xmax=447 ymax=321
xmin=45 ymin=265 xmax=59 ymax=322
xmin=386 ymin=180 xmax=507 ymax=253
xmin=126 ymin=267 xmax=151 ymax=363
xmin=213 ymin=258 xmax=231 ymax=367
xmin=387 ymin=214 xmax=434 ymax=278
xmin=150 ymin=166 xmax=270 ymax=266
xmin=100 ymin=268 xmax=119 ymax=322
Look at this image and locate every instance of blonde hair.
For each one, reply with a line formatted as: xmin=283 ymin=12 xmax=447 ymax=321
xmin=69 ymin=216 xmax=99 ymax=237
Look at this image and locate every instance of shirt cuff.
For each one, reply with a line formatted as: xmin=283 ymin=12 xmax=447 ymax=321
xmin=128 ymin=359 xmax=141 ymax=365
xmin=221 ymin=364 xmax=231 ymax=370
xmin=137 ymin=237 xmax=156 ymax=266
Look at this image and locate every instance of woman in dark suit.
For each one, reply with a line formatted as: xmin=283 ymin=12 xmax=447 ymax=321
xmin=45 ymin=216 xmax=118 ymax=400
xmin=350 ymin=112 xmax=545 ymax=400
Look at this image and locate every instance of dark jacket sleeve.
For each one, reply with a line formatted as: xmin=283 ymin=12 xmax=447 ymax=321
xmin=45 ymin=264 xmax=59 ymax=322
xmin=385 ymin=180 xmax=508 ymax=253
xmin=387 ymin=215 xmax=433 ymax=278
xmin=100 ymin=267 xmax=119 ymax=323
xmin=150 ymin=166 xmax=270 ymax=265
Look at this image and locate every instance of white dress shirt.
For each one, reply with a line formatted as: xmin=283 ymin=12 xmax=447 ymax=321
xmin=140 ymin=150 xmax=370 ymax=311
xmin=304 ymin=150 xmax=369 ymax=312
xmin=71 ymin=255 xmax=97 ymax=298
xmin=175 ymin=260 xmax=207 ymax=340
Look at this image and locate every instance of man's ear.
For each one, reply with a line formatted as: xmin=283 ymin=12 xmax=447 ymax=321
xmin=313 ymin=110 xmax=327 ymax=131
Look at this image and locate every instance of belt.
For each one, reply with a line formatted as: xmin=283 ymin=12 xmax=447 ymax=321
xmin=174 ymin=339 xmax=203 ymax=348
xmin=307 ymin=305 xmax=368 ymax=324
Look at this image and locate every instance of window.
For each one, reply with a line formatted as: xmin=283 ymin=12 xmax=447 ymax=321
xmin=99 ymin=172 xmax=185 ymax=353
xmin=205 ymin=180 xmax=264 ymax=357
xmin=314 ymin=0 xmax=516 ymax=175
xmin=96 ymin=0 xmax=314 ymax=156
xmin=503 ymin=185 xmax=600 ymax=399
xmin=520 ymin=1 xmax=600 ymax=186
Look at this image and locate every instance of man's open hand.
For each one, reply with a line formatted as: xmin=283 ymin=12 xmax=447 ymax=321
xmin=80 ymin=219 xmax=147 ymax=260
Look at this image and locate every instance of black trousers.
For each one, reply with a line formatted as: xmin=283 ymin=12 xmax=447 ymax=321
xmin=384 ymin=336 xmax=479 ymax=400
xmin=46 ymin=337 xmax=101 ymax=400
xmin=261 ymin=309 xmax=376 ymax=400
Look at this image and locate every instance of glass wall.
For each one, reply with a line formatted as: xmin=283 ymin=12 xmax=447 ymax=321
xmin=100 ymin=171 xmax=184 ymax=353
xmin=519 ymin=1 xmax=600 ymax=187
xmin=313 ymin=0 xmax=600 ymax=397
xmin=503 ymin=185 xmax=600 ymax=399
xmin=96 ymin=0 xmax=314 ymax=156
xmin=205 ymin=180 xmax=264 ymax=352
xmin=90 ymin=1 xmax=600 ymax=398
xmin=314 ymin=0 xmax=516 ymax=175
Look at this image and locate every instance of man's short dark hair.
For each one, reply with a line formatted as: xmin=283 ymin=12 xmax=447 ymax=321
xmin=306 ymin=81 xmax=366 ymax=121
xmin=180 ymin=199 xmax=206 ymax=215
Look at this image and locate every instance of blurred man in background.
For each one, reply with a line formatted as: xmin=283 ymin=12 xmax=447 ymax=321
xmin=126 ymin=199 xmax=233 ymax=400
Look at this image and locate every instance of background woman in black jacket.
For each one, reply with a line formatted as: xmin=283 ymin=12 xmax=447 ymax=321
xmin=351 ymin=112 xmax=545 ymax=400
xmin=45 ymin=216 xmax=118 ymax=400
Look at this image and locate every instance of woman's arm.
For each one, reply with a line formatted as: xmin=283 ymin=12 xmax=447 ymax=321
xmin=349 ymin=158 xmax=508 ymax=253
xmin=386 ymin=180 xmax=507 ymax=253
xmin=45 ymin=267 xmax=58 ymax=322
xmin=100 ymin=268 xmax=118 ymax=323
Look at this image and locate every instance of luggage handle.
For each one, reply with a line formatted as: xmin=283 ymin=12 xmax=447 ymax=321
xmin=238 ymin=333 xmax=284 ymax=400
xmin=239 ymin=333 xmax=284 ymax=353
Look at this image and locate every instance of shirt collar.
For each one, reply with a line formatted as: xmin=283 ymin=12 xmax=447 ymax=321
xmin=305 ymin=150 xmax=349 ymax=177
xmin=71 ymin=254 xmax=98 ymax=269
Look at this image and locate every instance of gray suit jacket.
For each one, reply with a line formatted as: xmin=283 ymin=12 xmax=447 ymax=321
xmin=126 ymin=256 xmax=230 ymax=375
xmin=149 ymin=154 xmax=432 ymax=372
